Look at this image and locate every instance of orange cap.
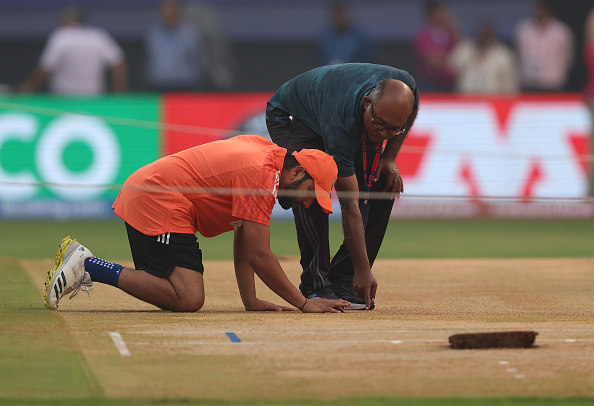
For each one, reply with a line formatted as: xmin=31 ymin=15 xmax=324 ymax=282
xmin=292 ymin=149 xmax=338 ymax=214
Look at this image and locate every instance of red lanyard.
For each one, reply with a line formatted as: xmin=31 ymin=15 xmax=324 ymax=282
xmin=361 ymin=124 xmax=383 ymax=204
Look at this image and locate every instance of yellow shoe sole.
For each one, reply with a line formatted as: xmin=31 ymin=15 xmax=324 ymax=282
xmin=44 ymin=236 xmax=77 ymax=310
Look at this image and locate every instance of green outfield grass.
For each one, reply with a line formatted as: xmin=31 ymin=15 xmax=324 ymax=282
xmin=1 ymin=219 xmax=593 ymax=261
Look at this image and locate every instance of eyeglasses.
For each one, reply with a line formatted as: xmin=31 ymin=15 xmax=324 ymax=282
xmin=370 ymin=104 xmax=407 ymax=137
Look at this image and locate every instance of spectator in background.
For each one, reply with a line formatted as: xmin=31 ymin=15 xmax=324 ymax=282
xmin=145 ymin=0 xmax=205 ymax=92
xmin=413 ymin=0 xmax=460 ymax=92
xmin=514 ymin=0 xmax=574 ymax=92
xmin=583 ymin=7 xmax=594 ymax=197
xmin=318 ymin=1 xmax=377 ymax=66
xmin=448 ymin=20 xmax=519 ymax=94
xmin=18 ymin=6 xmax=127 ymax=95
xmin=184 ymin=1 xmax=236 ymax=90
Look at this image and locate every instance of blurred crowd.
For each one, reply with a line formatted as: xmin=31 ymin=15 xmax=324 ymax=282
xmin=16 ymin=0 xmax=236 ymax=95
xmin=414 ymin=0 xmax=575 ymax=94
xmin=9 ymin=0 xmax=592 ymax=97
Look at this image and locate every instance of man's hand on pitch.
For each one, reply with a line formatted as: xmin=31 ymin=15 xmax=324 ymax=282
xmin=353 ymin=271 xmax=378 ymax=310
xmin=301 ymin=298 xmax=350 ymax=313
xmin=245 ymin=298 xmax=295 ymax=312
xmin=376 ymin=158 xmax=403 ymax=197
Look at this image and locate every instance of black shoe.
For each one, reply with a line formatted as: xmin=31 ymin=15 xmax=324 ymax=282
xmin=302 ymin=286 xmax=341 ymax=300
xmin=331 ymin=280 xmax=375 ymax=310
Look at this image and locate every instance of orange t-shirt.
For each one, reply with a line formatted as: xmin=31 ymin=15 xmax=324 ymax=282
xmin=112 ymin=135 xmax=286 ymax=237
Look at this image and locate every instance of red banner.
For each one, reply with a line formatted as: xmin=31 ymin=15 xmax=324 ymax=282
xmin=161 ymin=93 xmax=593 ymax=218
xmin=162 ymin=93 xmax=272 ymax=155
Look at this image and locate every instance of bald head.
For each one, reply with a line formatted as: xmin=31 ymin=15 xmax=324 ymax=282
xmin=363 ymin=79 xmax=415 ymax=143
xmin=370 ymin=79 xmax=414 ymax=125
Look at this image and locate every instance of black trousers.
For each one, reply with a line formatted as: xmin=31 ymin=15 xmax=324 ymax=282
xmin=267 ymin=117 xmax=395 ymax=292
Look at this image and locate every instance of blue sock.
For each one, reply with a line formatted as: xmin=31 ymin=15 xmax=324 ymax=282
xmin=84 ymin=257 xmax=123 ymax=287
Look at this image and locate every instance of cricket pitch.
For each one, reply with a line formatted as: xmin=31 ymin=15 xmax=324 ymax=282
xmin=22 ymin=257 xmax=594 ymax=400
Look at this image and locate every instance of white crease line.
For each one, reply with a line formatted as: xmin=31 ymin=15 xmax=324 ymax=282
xmin=125 ymin=330 xmax=425 ymax=335
xmin=109 ymin=332 xmax=131 ymax=356
xmin=143 ymin=338 xmax=446 ymax=346
xmin=124 ymin=337 xmax=593 ymax=348
xmin=122 ymin=330 xmax=594 ymax=344
xmin=125 ymin=328 xmax=594 ymax=336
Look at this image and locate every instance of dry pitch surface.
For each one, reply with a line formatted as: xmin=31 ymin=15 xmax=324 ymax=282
xmin=23 ymin=257 xmax=594 ymax=400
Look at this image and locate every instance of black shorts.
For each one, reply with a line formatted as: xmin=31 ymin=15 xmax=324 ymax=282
xmin=125 ymin=223 xmax=204 ymax=278
xmin=266 ymin=117 xmax=325 ymax=153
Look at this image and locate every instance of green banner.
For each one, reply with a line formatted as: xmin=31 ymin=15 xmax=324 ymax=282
xmin=0 ymin=96 xmax=160 ymax=217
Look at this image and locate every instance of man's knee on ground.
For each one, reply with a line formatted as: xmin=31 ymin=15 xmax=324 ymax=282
xmin=167 ymin=266 xmax=205 ymax=312
xmin=171 ymin=293 xmax=204 ymax=312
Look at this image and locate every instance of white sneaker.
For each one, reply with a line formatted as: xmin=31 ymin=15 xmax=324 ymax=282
xmin=44 ymin=236 xmax=94 ymax=310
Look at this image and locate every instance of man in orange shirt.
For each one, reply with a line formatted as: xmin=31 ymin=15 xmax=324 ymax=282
xmin=44 ymin=135 xmax=349 ymax=313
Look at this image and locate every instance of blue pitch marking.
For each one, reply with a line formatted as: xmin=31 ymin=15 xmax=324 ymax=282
xmin=225 ymin=332 xmax=242 ymax=343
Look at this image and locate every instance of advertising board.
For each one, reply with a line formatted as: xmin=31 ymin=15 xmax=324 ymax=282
xmin=1 ymin=93 xmax=591 ymax=218
xmin=0 ymin=96 xmax=160 ymax=218
xmin=162 ymin=93 xmax=593 ymax=218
